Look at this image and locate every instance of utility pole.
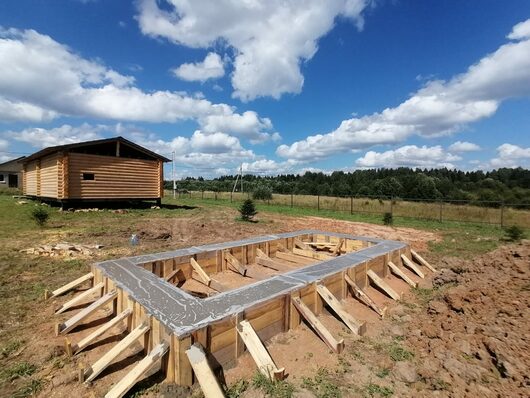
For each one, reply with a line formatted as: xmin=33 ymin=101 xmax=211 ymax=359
xmin=172 ymin=151 xmax=176 ymax=200
xmin=240 ymin=164 xmax=243 ymax=193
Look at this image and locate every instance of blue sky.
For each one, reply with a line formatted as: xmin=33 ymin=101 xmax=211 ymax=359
xmin=0 ymin=0 xmax=529 ymax=177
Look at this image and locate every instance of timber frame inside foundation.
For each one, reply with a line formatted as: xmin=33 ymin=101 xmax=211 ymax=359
xmin=49 ymin=230 xmax=436 ymax=397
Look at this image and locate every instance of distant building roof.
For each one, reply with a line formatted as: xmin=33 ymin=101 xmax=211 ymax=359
xmin=0 ymin=156 xmax=26 ymax=168
xmin=22 ymin=136 xmax=170 ymax=163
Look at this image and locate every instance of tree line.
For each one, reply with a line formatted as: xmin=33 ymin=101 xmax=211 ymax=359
xmin=165 ymin=167 xmax=530 ymax=205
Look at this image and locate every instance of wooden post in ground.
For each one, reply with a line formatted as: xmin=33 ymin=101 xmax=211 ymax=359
xmin=316 ymin=284 xmax=366 ymax=335
xmin=410 ymin=250 xmax=437 ymax=272
xmin=344 ymin=274 xmax=386 ymax=318
xmin=387 ymin=261 xmax=417 ymax=288
xmin=186 ymin=343 xmax=225 ymax=398
xmin=400 ymin=255 xmax=425 ymax=278
xmin=367 ymin=270 xmax=401 ymax=301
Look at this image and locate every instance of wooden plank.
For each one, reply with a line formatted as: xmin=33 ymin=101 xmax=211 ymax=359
xmin=191 ymin=258 xmax=212 ymax=285
xmin=294 ymin=238 xmax=312 ymax=251
xmin=209 ymin=278 xmax=228 ymax=293
xmin=55 ymin=282 xmax=104 ymax=315
xmin=411 ymin=249 xmax=437 ymax=272
xmin=292 ymin=247 xmax=333 ymax=261
xmin=176 ymin=336 xmax=193 ymax=386
xmin=331 ymin=239 xmax=344 ymax=255
xmin=57 ymin=290 xmax=117 ymax=336
xmin=105 ymin=341 xmax=169 ymax=398
xmin=291 ymin=297 xmax=344 ymax=353
xmin=186 ymin=343 xmax=225 ymax=398
xmin=256 ymin=256 xmax=294 ymax=272
xmin=345 ymin=275 xmax=386 ymax=317
xmin=367 ymin=270 xmax=401 ymax=301
xmin=401 ymin=254 xmax=425 ymax=279
xmin=46 ymin=272 xmax=93 ymax=299
xmin=316 ymin=284 xmax=366 ymax=335
xmin=82 ymin=322 xmax=150 ymax=384
xmin=275 ymin=251 xmax=313 ymax=265
xmin=237 ymin=320 xmax=285 ymax=380
xmin=388 ymin=261 xmax=417 ymax=288
xmin=164 ymin=269 xmax=179 ymax=283
xmin=67 ymin=308 xmax=133 ymax=356
xmin=224 ymin=251 xmax=247 ymax=276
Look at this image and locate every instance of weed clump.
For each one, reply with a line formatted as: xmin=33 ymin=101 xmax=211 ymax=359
xmin=31 ymin=206 xmax=49 ymax=227
xmin=302 ymin=368 xmax=341 ymax=398
xmin=253 ymin=185 xmax=273 ymax=201
xmin=239 ymin=199 xmax=257 ymax=222
xmin=382 ymin=212 xmax=393 ymax=225
xmin=504 ymin=225 xmax=525 ymax=242
xmin=252 ymin=371 xmax=295 ymax=398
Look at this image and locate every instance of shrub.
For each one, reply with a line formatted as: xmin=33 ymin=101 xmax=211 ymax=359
xmin=252 ymin=185 xmax=273 ymax=200
xmin=383 ymin=212 xmax=393 ymax=225
xmin=504 ymin=225 xmax=525 ymax=242
xmin=239 ymin=199 xmax=257 ymax=222
xmin=31 ymin=207 xmax=49 ymax=227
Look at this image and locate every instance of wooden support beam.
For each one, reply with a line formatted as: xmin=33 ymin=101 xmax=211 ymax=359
xmin=388 ymin=261 xmax=417 ymax=288
xmin=186 ymin=343 xmax=225 ymax=398
xmin=256 ymin=256 xmax=294 ymax=272
xmin=244 ymin=267 xmax=268 ymax=281
xmin=275 ymin=251 xmax=313 ymax=265
xmin=45 ymin=272 xmax=94 ymax=299
xmin=367 ymin=270 xmax=401 ymax=301
xmin=191 ymin=258 xmax=212 ymax=285
xmin=164 ymin=269 xmax=179 ymax=283
xmin=224 ymin=251 xmax=247 ymax=276
xmin=237 ymin=320 xmax=285 ymax=380
xmin=55 ymin=282 xmax=103 ymax=315
xmin=294 ymin=238 xmax=312 ymax=251
xmin=344 ymin=274 xmax=386 ymax=318
xmin=331 ymin=239 xmax=344 ymax=256
xmin=316 ymin=284 xmax=366 ymax=335
xmin=82 ymin=322 xmax=150 ymax=384
xmin=291 ymin=297 xmax=344 ymax=353
xmin=411 ymin=249 xmax=437 ymax=272
xmin=66 ymin=308 xmax=133 ymax=356
xmin=209 ymin=278 xmax=228 ymax=293
xmin=57 ymin=289 xmax=117 ymax=336
xmin=292 ymin=247 xmax=333 ymax=261
xmin=105 ymin=340 xmax=169 ymax=398
xmin=401 ymin=254 xmax=425 ymax=279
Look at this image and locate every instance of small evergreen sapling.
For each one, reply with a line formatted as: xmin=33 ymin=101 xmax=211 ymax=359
xmin=239 ymin=199 xmax=257 ymax=222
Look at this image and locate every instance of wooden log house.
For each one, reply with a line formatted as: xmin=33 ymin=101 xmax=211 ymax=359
xmin=21 ymin=137 xmax=169 ymax=205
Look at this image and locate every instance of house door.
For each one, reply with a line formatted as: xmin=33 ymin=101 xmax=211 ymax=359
xmin=8 ymin=174 xmax=18 ymax=188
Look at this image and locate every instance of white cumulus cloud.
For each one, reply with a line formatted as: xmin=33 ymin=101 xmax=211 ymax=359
xmin=355 ymin=145 xmax=461 ymax=169
xmin=7 ymin=123 xmax=106 ymax=148
xmin=448 ymin=141 xmax=481 ymax=152
xmin=490 ymin=143 xmax=530 ymax=168
xmin=136 ymin=0 xmax=369 ymax=101
xmin=172 ymin=52 xmax=225 ymax=82
xmin=277 ymin=18 xmax=530 ymax=161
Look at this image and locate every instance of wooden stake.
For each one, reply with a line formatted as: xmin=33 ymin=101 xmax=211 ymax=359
xmin=191 ymin=258 xmax=212 ymax=286
xmin=186 ymin=343 xmax=224 ymax=398
xmin=316 ymin=284 xmax=366 ymax=335
xmin=82 ymin=322 xmax=150 ymax=384
xmin=164 ymin=269 xmax=179 ymax=283
xmin=367 ymin=270 xmax=401 ymax=301
xmin=291 ymin=297 xmax=344 ymax=353
xmin=294 ymin=238 xmax=312 ymax=251
xmin=411 ymin=250 xmax=437 ymax=272
xmin=344 ymin=274 xmax=386 ymax=318
xmin=46 ymin=272 xmax=94 ymax=299
xmin=55 ymin=282 xmax=104 ymax=315
xmin=208 ymin=278 xmax=228 ymax=293
xmin=57 ymin=290 xmax=117 ymax=336
xmin=224 ymin=251 xmax=247 ymax=276
xmin=67 ymin=308 xmax=132 ymax=356
xmin=387 ymin=261 xmax=417 ymax=288
xmin=401 ymin=254 xmax=425 ymax=279
xmin=237 ymin=320 xmax=285 ymax=380
xmin=105 ymin=341 xmax=169 ymax=398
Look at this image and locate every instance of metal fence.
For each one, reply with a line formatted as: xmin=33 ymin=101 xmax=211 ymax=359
xmin=168 ymin=190 xmax=530 ymax=228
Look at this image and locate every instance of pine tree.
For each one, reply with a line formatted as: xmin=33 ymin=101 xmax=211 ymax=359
xmin=239 ymin=199 xmax=257 ymax=221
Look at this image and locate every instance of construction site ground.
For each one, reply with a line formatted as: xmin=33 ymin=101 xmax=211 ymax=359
xmin=0 ymin=195 xmax=528 ymax=398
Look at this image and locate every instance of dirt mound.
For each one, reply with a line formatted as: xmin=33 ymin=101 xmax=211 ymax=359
xmin=406 ymin=242 xmax=530 ymax=396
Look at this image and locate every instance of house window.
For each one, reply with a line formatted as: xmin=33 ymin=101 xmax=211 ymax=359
xmin=82 ymin=173 xmax=95 ymax=181
xmin=0 ymin=174 xmax=5 ymax=183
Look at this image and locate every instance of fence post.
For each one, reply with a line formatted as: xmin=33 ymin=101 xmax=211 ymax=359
xmin=439 ymin=200 xmax=443 ymax=223
xmin=350 ymin=196 xmax=353 ymax=215
xmin=215 ymin=192 xmax=217 ymax=201
xmin=201 ymin=190 xmax=204 ymax=200
xmin=317 ymin=195 xmax=320 ymax=211
xmin=390 ymin=196 xmax=393 ymax=217
xmin=230 ymin=192 xmax=233 ymax=202
xmin=291 ymin=193 xmax=293 ymax=208
xmin=500 ymin=202 xmax=505 ymax=228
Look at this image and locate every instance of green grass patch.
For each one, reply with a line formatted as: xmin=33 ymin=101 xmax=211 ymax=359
xmin=252 ymin=371 xmax=295 ymax=398
xmin=302 ymin=368 xmax=341 ymax=398
xmin=363 ymin=383 xmax=393 ymax=397
xmin=0 ymin=339 xmax=24 ymax=359
xmin=12 ymin=379 xmax=42 ymax=398
xmin=226 ymin=379 xmax=249 ymax=398
xmin=0 ymin=362 xmax=36 ymax=382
